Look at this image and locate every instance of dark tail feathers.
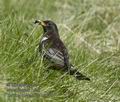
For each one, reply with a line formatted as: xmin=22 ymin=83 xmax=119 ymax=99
xmin=69 ymin=66 xmax=90 ymax=81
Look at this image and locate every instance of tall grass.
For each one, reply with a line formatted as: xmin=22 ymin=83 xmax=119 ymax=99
xmin=0 ymin=0 xmax=120 ymax=101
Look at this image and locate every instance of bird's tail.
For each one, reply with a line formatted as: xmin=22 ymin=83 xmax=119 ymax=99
xmin=69 ymin=65 xmax=90 ymax=81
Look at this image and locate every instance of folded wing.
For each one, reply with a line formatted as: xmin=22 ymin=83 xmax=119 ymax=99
xmin=44 ymin=48 xmax=65 ymax=66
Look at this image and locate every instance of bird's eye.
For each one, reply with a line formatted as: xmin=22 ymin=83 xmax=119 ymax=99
xmin=47 ymin=23 xmax=51 ymax=26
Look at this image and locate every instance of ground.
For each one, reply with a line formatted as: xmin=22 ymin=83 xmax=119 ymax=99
xmin=0 ymin=0 xmax=120 ymax=102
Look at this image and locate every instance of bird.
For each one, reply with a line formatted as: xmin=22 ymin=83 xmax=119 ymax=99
xmin=34 ymin=20 xmax=90 ymax=81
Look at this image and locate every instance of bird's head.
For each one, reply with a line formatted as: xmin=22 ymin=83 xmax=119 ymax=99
xmin=34 ymin=20 xmax=58 ymax=34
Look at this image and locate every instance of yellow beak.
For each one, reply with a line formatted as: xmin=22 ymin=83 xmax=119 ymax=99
xmin=34 ymin=20 xmax=46 ymax=26
xmin=40 ymin=21 xmax=46 ymax=26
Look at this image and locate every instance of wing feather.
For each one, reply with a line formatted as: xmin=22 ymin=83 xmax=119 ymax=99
xmin=45 ymin=48 xmax=64 ymax=66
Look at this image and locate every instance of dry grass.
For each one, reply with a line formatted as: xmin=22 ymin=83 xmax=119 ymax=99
xmin=0 ymin=0 xmax=120 ymax=102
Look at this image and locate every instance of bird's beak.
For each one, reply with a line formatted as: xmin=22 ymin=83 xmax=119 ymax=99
xmin=34 ymin=20 xmax=46 ymax=26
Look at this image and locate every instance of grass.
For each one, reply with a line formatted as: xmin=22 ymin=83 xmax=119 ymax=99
xmin=0 ymin=0 xmax=120 ymax=101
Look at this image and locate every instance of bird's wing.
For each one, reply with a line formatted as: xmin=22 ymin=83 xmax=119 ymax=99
xmin=44 ymin=48 xmax=65 ymax=66
xmin=62 ymin=48 xmax=70 ymax=69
